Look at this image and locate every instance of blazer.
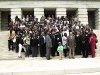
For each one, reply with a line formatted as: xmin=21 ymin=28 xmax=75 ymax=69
xmin=46 ymin=34 xmax=52 ymax=48
xmin=49 ymin=34 xmax=55 ymax=47
xmin=7 ymin=30 xmax=15 ymax=40
xmin=39 ymin=35 xmax=44 ymax=45
xmin=67 ymin=35 xmax=76 ymax=48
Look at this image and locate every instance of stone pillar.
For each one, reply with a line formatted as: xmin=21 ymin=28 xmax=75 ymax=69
xmin=56 ymin=8 xmax=66 ymax=18
xmin=11 ymin=8 xmax=22 ymax=22
xmin=95 ymin=9 xmax=100 ymax=30
xmin=76 ymin=8 xmax=88 ymax=25
xmin=0 ymin=11 xmax=1 ymax=31
xmin=34 ymin=8 xmax=44 ymax=22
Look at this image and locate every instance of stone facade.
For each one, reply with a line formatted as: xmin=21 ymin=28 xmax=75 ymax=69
xmin=0 ymin=0 xmax=100 ymax=30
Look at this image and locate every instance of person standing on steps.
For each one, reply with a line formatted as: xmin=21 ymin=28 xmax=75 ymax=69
xmin=57 ymin=42 xmax=63 ymax=60
xmin=18 ymin=34 xmax=26 ymax=58
xmin=45 ymin=31 xmax=52 ymax=60
xmin=67 ymin=31 xmax=76 ymax=59
xmin=7 ymin=28 xmax=15 ymax=51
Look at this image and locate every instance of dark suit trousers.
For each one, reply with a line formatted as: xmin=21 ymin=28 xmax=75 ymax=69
xmin=31 ymin=46 xmax=37 ymax=57
xmin=15 ymin=39 xmax=19 ymax=53
xmin=46 ymin=47 xmax=51 ymax=60
xmin=40 ymin=43 xmax=46 ymax=57
xmin=51 ymin=46 xmax=56 ymax=57
xmin=82 ymin=44 xmax=89 ymax=57
xmin=8 ymin=40 xmax=13 ymax=51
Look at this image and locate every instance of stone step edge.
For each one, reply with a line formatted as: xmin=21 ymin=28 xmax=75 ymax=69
xmin=0 ymin=67 xmax=100 ymax=74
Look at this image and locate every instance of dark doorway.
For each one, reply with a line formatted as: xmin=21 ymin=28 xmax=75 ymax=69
xmin=1 ymin=11 xmax=10 ymax=30
xmin=44 ymin=8 xmax=56 ymax=18
xmin=22 ymin=11 xmax=34 ymax=18
xmin=88 ymin=11 xmax=95 ymax=29
xmin=67 ymin=10 xmax=76 ymax=21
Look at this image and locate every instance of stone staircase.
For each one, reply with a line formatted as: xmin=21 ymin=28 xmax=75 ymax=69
xmin=0 ymin=31 xmax=25 ymax=60
xmin=0 ymin=30 xmax=100 ymax=60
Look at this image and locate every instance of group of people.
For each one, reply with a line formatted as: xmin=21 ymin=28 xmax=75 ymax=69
xmin=7 ymin=14 xmax=97 ymax=60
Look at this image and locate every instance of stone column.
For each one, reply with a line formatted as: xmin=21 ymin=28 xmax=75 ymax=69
xmin=95 ymin=8 xmax=100 ymax=30
xmin=56 ymin=8 xmax=66 ymax=18
xmin=11 ymin=8 xmax=22 ymax=22
xmin=34 ymin=8 xmax=44 ymax=22
xmin=76 ymin=8 xmax=88 ymax=25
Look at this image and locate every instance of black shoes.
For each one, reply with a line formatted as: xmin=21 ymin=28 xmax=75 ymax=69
xmin=69 ymin=57 xmax=75 ymax=59
xmin=18 ymin=56 xmax=22 ymax=58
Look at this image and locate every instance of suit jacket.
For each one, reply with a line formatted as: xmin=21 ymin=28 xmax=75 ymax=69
xmin=49 ymin=34 xmax=55 ymax=47
xmin=67 ymin=35 xmax=76 ymax=48
xmin=46 ymin=34 xmax=52 ymax=48
xmin=39 ymin=35 xmax=44 ymax=46
xmin=7 ymin=30 xmax=15 ymax=40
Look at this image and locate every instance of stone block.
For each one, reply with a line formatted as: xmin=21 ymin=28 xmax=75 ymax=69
xmin=11 ymin=8 xmax=21 ymax=12
xmin=77 ymin=8 xmax=87 ymax=12
xmin=78 ymin=18 xmax=88 ymax=22
xmin=34 ymin=8 xmax=44 ymax=12
xmin=77 ymin=15 xmax=88 ymax=18
xmin=0 ymin=72 xmax=12 ymax=75
xmin=56 ymin=8 xmax=66 ymax=12
xmin=13 ymin=70 xmax=64 ymax=75
xmin=34 ymin=11 xmax=44 ymax=15
xmin=11 ymin=12 xmax=22 ymax=15
xmin=77 ymin=11 xmax=88 ymax=15
xmin=56 ymin=11 xmax=66 ymax=15
xmin=56 ymin=14 xmax=66 ymax=17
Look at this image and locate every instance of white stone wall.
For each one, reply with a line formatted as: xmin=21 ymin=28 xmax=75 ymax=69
xmin=76 ymin=8 xmax=88 ymax=25
xmin=95 ymin=9 xmax=100 ymax=30
xmin=56 ymin=8 xmax=66 ymax=17
xmin=11 ymin=8 xmax=22 ymax=22
xmin=34 ymin=8 xmax=44 ymax=22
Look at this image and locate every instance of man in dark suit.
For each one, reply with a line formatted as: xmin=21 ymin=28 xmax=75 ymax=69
xmin=50 ymin=31 xmax=56 ymax=57
xmin=67 ymin=31 xmax=76 ymax=59
xmin=75 ymin=31 xmax=82 ymax=55
xmin=39 ymin=31 xmax=46 ymax=57
xmin=81 ymin=30 xmax=89 ymax=58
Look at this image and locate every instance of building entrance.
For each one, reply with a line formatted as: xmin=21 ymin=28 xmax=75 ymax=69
xmin=88 ymin=10 xmax=95 ymax=29
xmin=22 ymin=8 xmax=34 ymax=18
xmin=1 ymin=11 xmax=10 ymax=30
xmin=44 ymin=8 xmax=56 ymax=18
xmin=67 ymin=9 xmax=76 ymax=22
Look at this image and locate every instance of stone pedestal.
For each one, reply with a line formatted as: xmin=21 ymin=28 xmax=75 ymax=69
xmin=56 ymin=8 xmax=66 ymax=18
xmin=95 ymin=9 xmax=100 ymax=30
xmin=11 ymin=8 xmax=22 ymax=22
xmin=76 ymin=8 xmax=88 ymax=25
xmin=34 ymin=8 xmax=44 ymax=22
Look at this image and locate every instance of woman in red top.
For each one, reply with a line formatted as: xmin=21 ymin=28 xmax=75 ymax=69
xmin=89 ymin=32 xmax=96 ymax=58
